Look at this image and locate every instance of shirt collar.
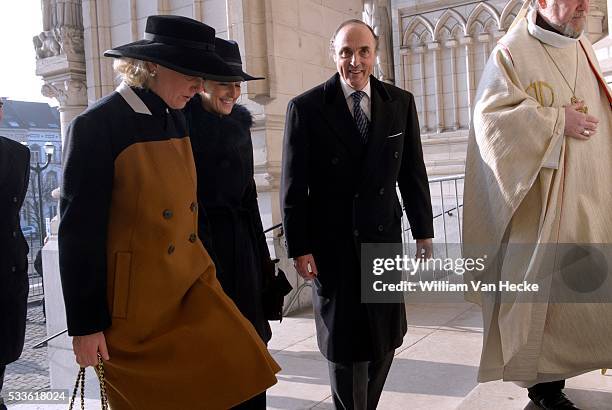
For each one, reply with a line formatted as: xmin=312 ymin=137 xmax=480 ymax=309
xmin=339 ymin=75 xmax=371 ymax=101
xmin=133 ymin=87 xmax=173 ymax=117
xmin=527 ymin=8 xmax=582 ymax=48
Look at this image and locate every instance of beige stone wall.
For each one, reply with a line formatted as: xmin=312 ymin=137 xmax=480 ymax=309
xmin=594 ymin=0 xmax=612 ymax=79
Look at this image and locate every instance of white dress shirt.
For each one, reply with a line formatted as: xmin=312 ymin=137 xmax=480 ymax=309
xmin=339 ymin=77 xmax=371 ymax=121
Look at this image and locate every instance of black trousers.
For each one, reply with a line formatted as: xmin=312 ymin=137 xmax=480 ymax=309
xmin=328 ymin=351 xmax=394 ymax=410
xmin=231 ymin=391 xmax=266 ymax=410
xmin=528 ymin=380 xmax=566 ymax=396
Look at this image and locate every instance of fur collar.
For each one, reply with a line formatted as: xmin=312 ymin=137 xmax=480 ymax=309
xmin=229 ymin=103 xmax=253 ymax=129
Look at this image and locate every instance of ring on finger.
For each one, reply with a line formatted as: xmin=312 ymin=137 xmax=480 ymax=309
xmin=583 ymin=130 xmax=591 ymax=136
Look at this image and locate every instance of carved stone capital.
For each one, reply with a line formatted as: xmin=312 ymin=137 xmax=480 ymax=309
xmin=34 ymin=26 xmax=84 ymax=60
xmin=55 ymin=26 xmax=85 ymax=57
xmin=41 ymin=79 xmax=87 ymax=107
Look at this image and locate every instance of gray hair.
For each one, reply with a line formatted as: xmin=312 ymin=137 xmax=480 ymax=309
xmin=329 ymin=19 xmax=380 ymax=58
xmin=113 ymin=58 xmax=155 ymax=88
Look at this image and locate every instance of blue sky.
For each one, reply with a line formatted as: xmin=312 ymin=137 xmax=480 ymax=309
xmin=0 ymin=0 xmax=56 ymax=105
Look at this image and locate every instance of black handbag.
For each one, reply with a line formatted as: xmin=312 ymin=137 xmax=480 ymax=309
xmin=262 ymin=264 xmax=293 ymax=321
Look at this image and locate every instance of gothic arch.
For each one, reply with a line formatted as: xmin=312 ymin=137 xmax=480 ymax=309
xmin=466 ymin=2 xmax=501 ymax=35
xmin=433 ymin=9 xmax=467 ymax=40
xmin=451 ymin=25 xmax=464 ymax=39
xmin=402 ymin=15 xmax=435 ymax=45
xmin=500 ymin=0 xmax=525 ymax=30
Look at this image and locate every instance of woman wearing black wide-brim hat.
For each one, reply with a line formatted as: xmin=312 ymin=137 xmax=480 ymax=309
xmin=59 ymin=15 xmax=279 ymax=409
xmin=184 ymin=37 xmax=291 ymax=409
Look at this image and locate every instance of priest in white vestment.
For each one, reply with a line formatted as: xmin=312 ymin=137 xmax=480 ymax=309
xmin=463 ymin=0 xmax=612 ymax=408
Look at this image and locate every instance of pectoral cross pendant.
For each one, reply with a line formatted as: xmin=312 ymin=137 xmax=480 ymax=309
xmin=571 ymin=96 xmax=588 ymax=114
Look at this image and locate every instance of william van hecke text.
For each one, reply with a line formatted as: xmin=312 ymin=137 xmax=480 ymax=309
xmin=372 ymin=280 xmax=539 ymax=293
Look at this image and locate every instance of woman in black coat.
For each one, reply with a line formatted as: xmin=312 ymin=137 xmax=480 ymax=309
xmin=0 ymin=130 xmax=30 ymax=410
xmin=184 ymin=38 xmax=273 ymax=409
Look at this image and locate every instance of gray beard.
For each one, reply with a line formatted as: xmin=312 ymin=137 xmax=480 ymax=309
xmin=540 ymin=12 xmax=583 ymax=39
xmin=561 ymin=24 xmax=583 ymax=39
xmin=546 ymin=20 xmax=584 ymax=38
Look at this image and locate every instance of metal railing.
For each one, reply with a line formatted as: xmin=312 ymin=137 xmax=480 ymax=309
xmin=18 ymin=228 xmax=45 ymax=301
xmin=401 ymin=174 xmax=464 ymax=258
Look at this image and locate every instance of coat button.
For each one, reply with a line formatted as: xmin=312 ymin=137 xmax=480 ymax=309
xmin=331 ymin=157 xmax=339 ymax=165
xmin=353 ymin=229 xmax=359 ymax=237
xmin=379 ymin=188 xmax=385 ymax=195
xmin=188 ymin=233 xmax=197 ymax=243
xmin=190 ymin=202 xmax=197 ymax=212
xmin=167 ymin=244 xmax=175 ymax=254
xmin=393 ymin=151 xmax=399 ymax=159
xmin=11 ymin=266 xmax=16 ymax=272
xmin=377 ymin=225 xmax=384 ymax=232
xmin=354 ymin=193 xmax=359 ymax=199
xmin=162 ymin=209 xmax=173 ymax=219
xmin=12 ymin=196 xmax=18 ymax=203
xmin=12 ymin=231 xmax=17 ymax=238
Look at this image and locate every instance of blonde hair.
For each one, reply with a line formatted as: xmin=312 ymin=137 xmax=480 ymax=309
xmin=113 ymin=58 xmax=154 ymax=88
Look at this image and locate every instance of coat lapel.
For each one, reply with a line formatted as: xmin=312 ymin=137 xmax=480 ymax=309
xmin=321 ymin=74 xmax=362 ymax=160
xmin=360 ymin=77 xmax=396 ymax=184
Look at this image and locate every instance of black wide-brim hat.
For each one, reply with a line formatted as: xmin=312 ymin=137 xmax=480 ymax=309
xmin=214 ymin=38 xmax=265 ymax=81
xmin=104 ymin=15 xmax=242 ymax=81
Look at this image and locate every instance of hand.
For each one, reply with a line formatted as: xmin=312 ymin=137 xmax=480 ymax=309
xmin=564 ymin=102 xmax=599 ymax=140
xmin=293 ymin=254 xmax=318 ymax=280
xmin=73 ymin=331 xmax=109 ymax=368
xmin=415 ymin=238 xmax=433 ymax=260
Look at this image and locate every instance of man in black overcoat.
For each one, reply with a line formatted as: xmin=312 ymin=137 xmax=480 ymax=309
xmin=281 ymin=20 xmax=434 ymax=409
xmin=0 ymin=100 xmax=31 ymax=410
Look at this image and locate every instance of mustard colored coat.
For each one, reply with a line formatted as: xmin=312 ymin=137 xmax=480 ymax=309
xmin=58 ymin=83 xmax=279 ymax=409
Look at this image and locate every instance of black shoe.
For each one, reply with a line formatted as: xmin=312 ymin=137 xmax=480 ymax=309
xmin=528 ymin=390 xmax=581 ymax=409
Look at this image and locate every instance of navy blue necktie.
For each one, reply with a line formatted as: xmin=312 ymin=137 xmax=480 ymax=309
xmin=351 ymin=91 xmax=369 ymax=144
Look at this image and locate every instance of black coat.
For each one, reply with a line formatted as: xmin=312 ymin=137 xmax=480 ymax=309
xmin=185 ymin=97 xmax=272 ymax=342
xmin=281 ymin=74 xmax=434 ymax=362
xmin=0 ymin=136 xmax=30 ymax=365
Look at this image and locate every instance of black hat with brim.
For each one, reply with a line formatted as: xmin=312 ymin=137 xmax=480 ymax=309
xmin=104 ymin=15 xmax=243 ymax=82
xmin=214 ymin=38 xmax=265 ymax=81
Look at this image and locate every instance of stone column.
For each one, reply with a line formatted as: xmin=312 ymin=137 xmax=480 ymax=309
xmin=447 ymin=40 xmax=459 ymax=131
xmin=416 ymin=46 xmax=429 ymax=133
xmin=364 ymin=0 xmax=395 ymax=84
xmin=462 ymin=36 xmax=474 ymax=125
xmin=34 ymin=0 xmax=99 ymax=397
xmin=430 ymin=41 xmax=444 ymax=133
xmin=400 ymin=48 xmax=410 ymax=92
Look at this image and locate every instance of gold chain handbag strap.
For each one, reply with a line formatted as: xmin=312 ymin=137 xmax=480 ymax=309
xmin=68 ymin=353 xmax=109 ymax=410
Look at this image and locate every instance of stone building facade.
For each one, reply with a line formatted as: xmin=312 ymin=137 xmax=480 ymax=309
xmin=0 ymin=98 xmax=62 ymax=232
